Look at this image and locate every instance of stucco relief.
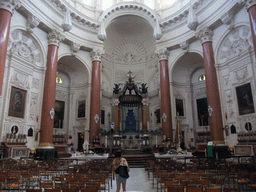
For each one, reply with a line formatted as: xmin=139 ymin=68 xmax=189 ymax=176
xmin=195 ymin=87 xmax=206 ymax=97
xmin=32 ymin=78 xmax=39 ymax=89
xmin=10 ymin=72 xmax=30 ymax=89
xmin=29 ymin=93 xmax=38 ymax=122
xmin=9 ymin=29 xmax=42 ymax=66
xmin=237 ymin=114 xmax=256 ymax=132
xmin=112 ymin=42 xmax=146 ymax=65
xmin=4 ymin=119 xmax=26 ymax=134
xmin=223 ymin=75 xmax=230 ymax=86
xmin=225 ymin=89 xmax=235 ymax=119
xmin=234 ymin=66 xmax=249 ymax=83
xmin=218 ymin=26 xmax=252 ymax=64
xmin=56 ymin=90 xmax=67 ymax=100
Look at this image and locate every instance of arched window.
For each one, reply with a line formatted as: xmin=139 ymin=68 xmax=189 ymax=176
xmin=56 ymin=77 xmax=63 ymax=84
xmin=198 ymin=75 xmax=206 ymax=82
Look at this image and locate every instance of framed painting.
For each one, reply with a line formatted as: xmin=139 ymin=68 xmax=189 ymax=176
xmin=8 ymin=86 xmax=27 ymax=118
xmin=236 ymin=83 xmax=255 ymax=115
xmin=54 ymin=100 xmax=65 ymax=128
xmin=175 ymin=98 xmax=184 ymax=116
xmin=77 ymin=100 xmax=86 ymax=119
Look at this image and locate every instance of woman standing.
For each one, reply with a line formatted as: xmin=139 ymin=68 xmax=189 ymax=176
xmin=112 ymin=150 xmax=130 ymax=192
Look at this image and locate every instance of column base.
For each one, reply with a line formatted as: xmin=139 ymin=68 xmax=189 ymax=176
xmin=34 ymin=148 xmax=58 ymax=160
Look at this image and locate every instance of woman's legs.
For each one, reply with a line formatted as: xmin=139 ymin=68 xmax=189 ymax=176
xmin=116 ymin=183 xmax=121 ymax=192
xmin=122 ymin=182 xmax=127 ymax=191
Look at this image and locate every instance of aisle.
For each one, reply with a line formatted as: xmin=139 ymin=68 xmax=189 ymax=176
xmin=111 ymin=168 xmax=157 ymax=192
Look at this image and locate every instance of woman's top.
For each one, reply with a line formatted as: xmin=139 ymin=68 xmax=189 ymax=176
xmin=112 ymin=157 xmax=129 ymax=174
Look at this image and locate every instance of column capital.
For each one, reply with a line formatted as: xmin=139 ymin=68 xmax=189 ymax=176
xmin=246 ymin=0 xmax=256 ymax=9
xmin=47 ymin=30 xmax=65 ymax=47
xmin=156 ymin=48 xmax=170 ymax=61
xmin=90 ymin=48 xmax=105 ymax=62
xmin=0 ymin=0 xmax=21 ymax=15
xmin=142 ymin=98 xmax=148 ymax=105
xmin=196 ymin=27 xmax=213 ymax=44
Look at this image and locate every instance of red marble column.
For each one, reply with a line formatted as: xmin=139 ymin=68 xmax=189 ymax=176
xmin=114 ymin=99 xmax=120 ymax=135
xmin=197 ymin=27 xmax=224 ymax=142
xmin=247 ymin=2 xmax=256 ymax=57
xmin=157 ymin=49 xmax=173 ymax=141
xmin=142 ymin=98 xmax=148 ymax=135
xmin=0 ymin=2 xmax=17 ymax=95
xmin=89 ymin=50 xmax=104 ymax=145
xmin=38 ymin=30 xmax=64 ymax=149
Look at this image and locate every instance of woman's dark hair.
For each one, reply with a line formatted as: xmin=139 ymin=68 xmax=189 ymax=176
xmin=115 ymin=150 xmax=122 ymax=158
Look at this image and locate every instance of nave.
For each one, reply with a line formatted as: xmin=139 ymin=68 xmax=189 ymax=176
xmin=111 ymin=168 xmax=156 ymax=192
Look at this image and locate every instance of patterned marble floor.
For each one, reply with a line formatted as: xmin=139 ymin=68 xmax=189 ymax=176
xmin=111 ymin=168 xmax=157 ymax=192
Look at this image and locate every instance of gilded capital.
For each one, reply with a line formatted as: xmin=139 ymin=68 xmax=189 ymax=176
xmin=156 ymin=48 xmax=170 ymax=61
xmin=47 ymin=30 xmax=65 ymax=47
xmin=90 ymin=48 xmax=105 ymax=62
xmin=196 ymin=27 xmax=213 ymax=44
xmin=0 ymin=0 xmax=21 ymax=15
xmin=246 ymin=0 xmax=256 ymax=9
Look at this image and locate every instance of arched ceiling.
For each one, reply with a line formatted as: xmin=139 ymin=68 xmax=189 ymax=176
xmin=103 ymin=15 xmax=156 ymax=67
xmin=58 ymin=56 xmax=89 ymax=86
xmin=172 ymin=52 xmax=204 ymax=84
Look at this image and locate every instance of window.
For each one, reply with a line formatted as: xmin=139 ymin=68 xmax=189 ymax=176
xmin=56 ymin=77 xmax=63 ymax=84
xmin=198 ymin=75 xmax=206 ymax=82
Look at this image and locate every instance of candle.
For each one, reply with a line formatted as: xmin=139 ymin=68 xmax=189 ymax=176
xmin=156 ymin=135 xmax=158 ymax=147
xmin=105 ymin=135 xmax=108 ymax=148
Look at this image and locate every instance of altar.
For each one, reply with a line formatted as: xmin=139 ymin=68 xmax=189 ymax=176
xmin=154 ymin=152 xmax=193 ymax=163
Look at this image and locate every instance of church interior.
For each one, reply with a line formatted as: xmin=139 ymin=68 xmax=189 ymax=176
xmin=0 ymin=0 xmax=256 ymax=191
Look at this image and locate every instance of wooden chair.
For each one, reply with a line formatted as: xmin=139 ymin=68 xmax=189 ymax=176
xmin=44 ymin=186 xmax=61 ymax=192
xmin=186 ymin=185 xmax=203 ymax=192
xmin=26 ymin=189 xmax=43 ymax=192
xmin=196 ymin=178 xmax=209 ymax=186
xmin=205 ymin=187 xmax=222 ymax=192
xmin=223 ymin=185 xmax=239 ymax=192
xmin=40 ymin=181 xmax=54 ymax=188
xmin=167 ymin=184 xmax=184 ymax=192
xmin=61 ymin=184 xmax=80 ymax=192
xmin=80 ymin=186 xmax=98 ymax=192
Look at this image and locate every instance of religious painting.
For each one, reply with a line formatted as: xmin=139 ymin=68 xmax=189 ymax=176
xmin=175 ymin=98 xmax=184 ymax=116
xmin=196 ymin=98 xmax=209 ymax=126
xmin=54 ymin=100 xmax=65 ymax=128
xmin=236 ymin=83 xmax=255 ymax=115
xmin=8 ymin=86 xmax=27 ymax=118
xmin=77 ymin=100 xmax=86 ymax=119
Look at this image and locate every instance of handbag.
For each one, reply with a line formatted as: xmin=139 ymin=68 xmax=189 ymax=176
xmin=119 ymin=165 xmax=129 ymax=179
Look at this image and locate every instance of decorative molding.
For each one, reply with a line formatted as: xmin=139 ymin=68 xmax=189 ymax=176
xmin=156 ymin=48 xmax=170 ymax=61
xmin=246 ymin=0 xmax=256 ymax=9
xmin=32 ymin=78 xmax=39 ymax=89
xmin=196 ymin=27 xmax=213 ymax=44
xmin=4 ymin=118 xmax=26 ymax=134
xmin=10 ymin=71 xmax=30 ymax=89
xmin=223 ymin=75 xmax=230 ymax=86
xmin=49 ymin=0 xmax=100 ymax=30
xmin=90 ymin=48 xmax=105 ymax=62
xmin=195 ymin=87 xmax=206 ymax=97
xmin=0 ymin=0 xmax=21 ymax=15
xmin=56 ymin=90 xmax=67 ymax=100
xmin=179 ymin=41 xmax=189 ymax=52
xmin=9 ymin=30 xmax=42 ymax=64
xmin=47 ymin=30 xmax=65 ymax=47
xmin=70 ymin=42 xmax=81 ymax=54
xmin=220 ymin=12 xmax=234 ymax=30
xmin=29 ymin=93 xmax=38 ymax=121
xmin=27 ymin=15 xmax=40 ymax=33
xmin=234 ymin=66 xmax=249 ymax=83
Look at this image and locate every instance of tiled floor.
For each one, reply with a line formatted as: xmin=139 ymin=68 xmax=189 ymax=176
xmin=111 ymin=168 xmax=157 ymax=192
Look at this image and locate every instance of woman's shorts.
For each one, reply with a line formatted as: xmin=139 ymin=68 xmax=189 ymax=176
xmin=116 ymin=174 xmax=127 ymax=183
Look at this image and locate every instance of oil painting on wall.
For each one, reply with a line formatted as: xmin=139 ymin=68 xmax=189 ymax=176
xmin=8 ymin=86 xmax=27 ymax=118
xmin=236 ymin=83 xmax=255 ymax=115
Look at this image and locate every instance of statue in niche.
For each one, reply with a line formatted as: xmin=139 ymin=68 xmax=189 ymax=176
xmin=140 ymin=83 xmax=148 ymax=94
xmin=113 ymin=83 xmax=121 ymax=94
